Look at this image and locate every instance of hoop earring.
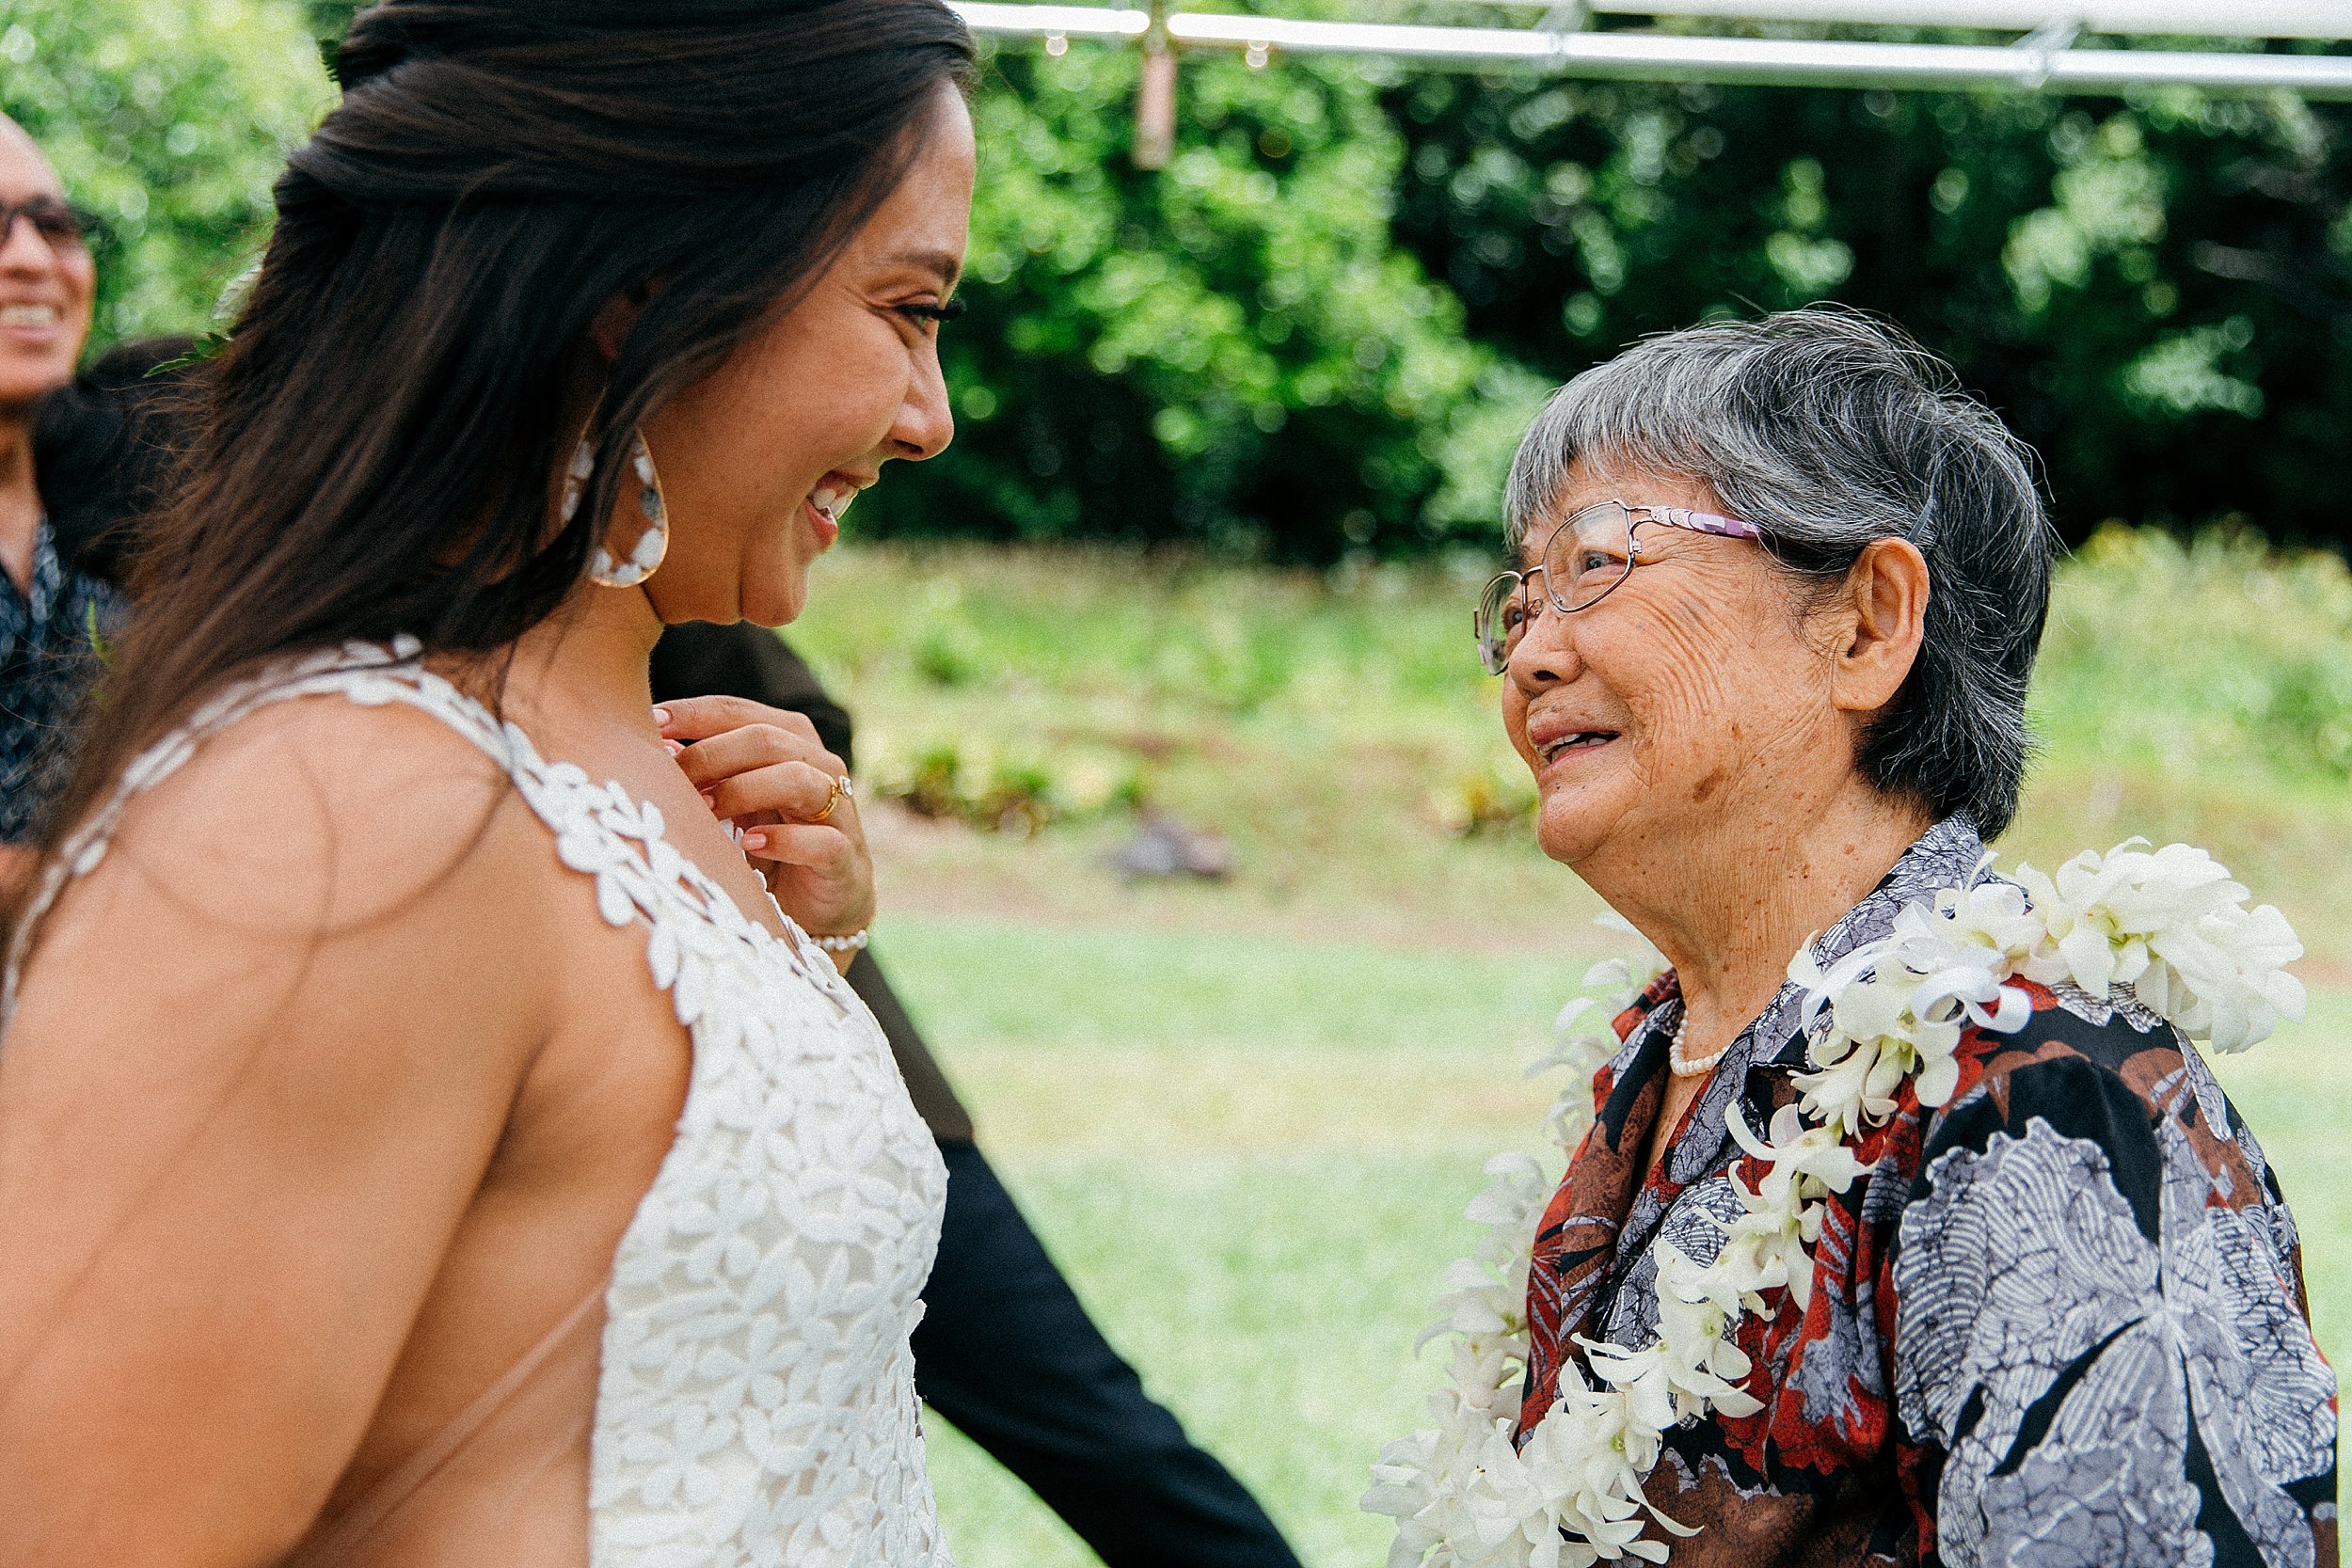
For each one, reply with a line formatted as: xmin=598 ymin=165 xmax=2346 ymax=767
xmin=561 ymin=428 xmax=671 ymax=588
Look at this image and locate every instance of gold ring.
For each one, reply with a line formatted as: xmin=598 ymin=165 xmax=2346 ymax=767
xmin=810 ymin=773 xmax=845 ymax=823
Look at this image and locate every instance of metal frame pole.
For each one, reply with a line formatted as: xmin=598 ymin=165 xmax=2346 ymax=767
xmin=952 ymin=2 xmax=2352 ymax=98
xmin=1135 ymin=0 xmax=1177 ymax=167
xmin=1471 ymin=0 xmax=2352 ymax=41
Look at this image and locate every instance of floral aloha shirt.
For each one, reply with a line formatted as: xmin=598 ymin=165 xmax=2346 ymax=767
xmin=1518 ymin=816 xmax=2339 ymax=1568
xmin=0 ymin=516 xmax=120 ymax=843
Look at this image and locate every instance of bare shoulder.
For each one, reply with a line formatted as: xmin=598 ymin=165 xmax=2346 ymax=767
xmin=0 ymin=688 xmax=579 ymax=1559
xmin=11 ymin=686 xmax=567 ymax=1106
xmin=82 ymin=688 xmax=550 ymax=938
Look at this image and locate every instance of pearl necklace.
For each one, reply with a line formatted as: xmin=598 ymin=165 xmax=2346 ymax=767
xmin=1668 ymin=1006 xmax=1729 ymax=1078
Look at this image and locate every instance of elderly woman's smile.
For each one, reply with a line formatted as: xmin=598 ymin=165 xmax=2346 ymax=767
xmin=1500 ymin=462 xmax=1926 ymax=894
xmin=1523 ymin=718 xmax=1618 ymax=771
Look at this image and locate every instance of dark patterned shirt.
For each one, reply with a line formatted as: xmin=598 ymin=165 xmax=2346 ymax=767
xmin=1519 ymin=816 xmax=2338 ymax=1568
xmin=0 ymin=516 xmax=120 ymax=843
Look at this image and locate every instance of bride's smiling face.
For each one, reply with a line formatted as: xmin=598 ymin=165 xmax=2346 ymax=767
xmin=631 ymin=83 xmax=976 ymax=628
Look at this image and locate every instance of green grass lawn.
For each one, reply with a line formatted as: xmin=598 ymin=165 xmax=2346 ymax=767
xmin=782 ymin=531 xmax=2352 ymax=1563
xmin=796 ymin=529 xmax=2352 ymax=961
xmin=872 ymin=913 xmax=2349 ymax=1568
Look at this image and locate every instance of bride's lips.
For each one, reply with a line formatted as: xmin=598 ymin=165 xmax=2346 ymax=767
xmin=803 ymin=495 xmax=840 ymax=549
xmin=803 ymin=473 xmax=867 ymax=550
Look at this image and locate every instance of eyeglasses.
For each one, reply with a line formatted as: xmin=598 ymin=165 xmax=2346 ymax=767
xmin=1473 ymin=499 xmax=1763 ymax=674
xmin=0 ymin=197 xmax=102 ymax=257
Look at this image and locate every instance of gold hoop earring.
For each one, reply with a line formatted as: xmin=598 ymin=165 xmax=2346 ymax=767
xmin=562 ymin=427 xmax=671 ymax=589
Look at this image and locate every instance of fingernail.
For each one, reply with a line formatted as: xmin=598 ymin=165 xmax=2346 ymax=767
xmin=741 ymin=830 xmax=768 ymax=850
xmin=662 ymin=738 xmax=685 ymax=756
xmin=652 ymin=706 xmax=671 ymax=728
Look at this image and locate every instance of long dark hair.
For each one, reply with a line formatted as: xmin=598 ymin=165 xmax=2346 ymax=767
xmin=20 ymin=0 xmax=971 ymax=901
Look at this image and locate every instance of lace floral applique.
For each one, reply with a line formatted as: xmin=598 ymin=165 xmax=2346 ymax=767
xmin=3 ymin=641 xmax=947 ymax=1568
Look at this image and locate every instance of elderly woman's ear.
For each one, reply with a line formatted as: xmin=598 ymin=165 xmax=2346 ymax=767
xmin=1823 ymin=537 xmax=1930 ymax=721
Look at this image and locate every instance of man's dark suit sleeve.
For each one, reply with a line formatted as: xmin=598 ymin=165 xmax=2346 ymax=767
xmin=647 ymin=622 xmax=976 ymax=1144
xmin=842 ymin=948 xmax=976 ymax=1146
xmin=648 ymin=620 xmax=856 ymax=767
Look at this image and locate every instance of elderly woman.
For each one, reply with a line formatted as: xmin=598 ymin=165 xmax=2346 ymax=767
xmin=1401 ymin=311 xmax=2336 ymax=1568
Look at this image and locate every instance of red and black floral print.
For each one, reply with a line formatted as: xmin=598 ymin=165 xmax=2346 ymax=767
xmin=1518 ymin=818 xmax=2338 ymax=1568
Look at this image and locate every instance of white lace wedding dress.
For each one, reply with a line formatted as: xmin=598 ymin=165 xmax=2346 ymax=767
xmin=3 ymin=640 xmax=950 ymax=1566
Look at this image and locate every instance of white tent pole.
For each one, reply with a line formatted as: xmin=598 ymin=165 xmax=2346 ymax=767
xmin=952 ymin=2 xmax=2352 ymax=97
xmin=961 ymin=1 xmax=1148 ymax=36
xmin=1469 ymin=0 xmax=2351 ymax=43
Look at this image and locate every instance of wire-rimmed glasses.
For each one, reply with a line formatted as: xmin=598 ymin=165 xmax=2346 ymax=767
xmin=1473 ymin=499 xmax=1764 ymax=674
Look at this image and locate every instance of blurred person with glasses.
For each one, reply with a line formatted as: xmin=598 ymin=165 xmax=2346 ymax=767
xmin=0 ymin=116 xmax=116 ymax=884
xmin=1398 ymin=309 xmax=2334 ymax=1568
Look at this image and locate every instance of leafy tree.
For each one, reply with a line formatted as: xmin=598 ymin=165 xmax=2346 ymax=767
xmin=1383 ymin=63 xmax=2352 ymax=549
xmin=2 ymin=0 xmax=331 ymax=346
xmin=59 ymin=0 xmax=2352 ymax=558
xmin=853 ymin=41 xmax=1547 ymax=561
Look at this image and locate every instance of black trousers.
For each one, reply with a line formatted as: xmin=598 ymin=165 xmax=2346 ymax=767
xmin=916 ymin=1141 xmax=1304 ymax=1568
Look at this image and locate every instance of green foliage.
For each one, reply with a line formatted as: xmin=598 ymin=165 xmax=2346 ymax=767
xmin=306 ymin=0 xmax=362 ymax=57
xmin=1 ymin=0 xmax=331 ymax=345
xmin=1426 ymin=753 xmax=1538 ymax=839
xmin=794 ymin=530 xmax=2352 ymax=947
xmin=2034 ymin=525 xmax=2352 ymax=786
xmin=852 ymin=41 xmax=1549 ymax=562
xmin=794 ymin=544 xmax=1495 ymax=727
xmin=1386 ymin=64 xmax=2352 ymax=550
xmin=803 ymin=529 xmax=2352 ymax=801
xmin=868 ymin=732 xmax=1144 ymax=834
xmin=54 ymin=0 xmax=2352 ymax=560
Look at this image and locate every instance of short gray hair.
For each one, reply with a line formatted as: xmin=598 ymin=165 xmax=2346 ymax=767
xmin=1504 ymin=308 xmax=2055 ymax=838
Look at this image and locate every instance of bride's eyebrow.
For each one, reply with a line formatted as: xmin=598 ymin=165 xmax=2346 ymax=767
xmin=881 ymin=246 xmax=961 ymax=292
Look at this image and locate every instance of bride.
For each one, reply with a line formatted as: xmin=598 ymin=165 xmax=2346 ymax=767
xmin=0 ymin=2 xmax=974 ymax=1562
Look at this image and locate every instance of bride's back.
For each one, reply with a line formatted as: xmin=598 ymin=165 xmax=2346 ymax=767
xmin=0 ymin=2 xmax=976 ymax=1560
xmin=2 ymin=626 xmax=955 ymax=1565
xmin=0 ymin=664 xmax=684 ymax=1560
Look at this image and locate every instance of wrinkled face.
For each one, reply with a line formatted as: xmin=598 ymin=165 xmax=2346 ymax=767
xmin=1502 ymin=457 xmax=1852 ymax=871
xmin=637 ymin=82 xmax=975 ymax=627
xmin=0 ymin=120 xmax=95 ymax=415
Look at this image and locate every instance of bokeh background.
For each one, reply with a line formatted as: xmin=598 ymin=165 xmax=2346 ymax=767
xmin=11 ymin=1 xmax=2346 ymax=1560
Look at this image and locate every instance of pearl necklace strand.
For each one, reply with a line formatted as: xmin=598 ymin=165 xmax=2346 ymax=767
xmin=1668 ymin=1005 xmax=1729 ymax=1078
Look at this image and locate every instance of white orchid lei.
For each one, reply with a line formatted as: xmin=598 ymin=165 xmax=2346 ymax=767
xmin=1363 ymin=839 xmax=2305 ymax=1568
